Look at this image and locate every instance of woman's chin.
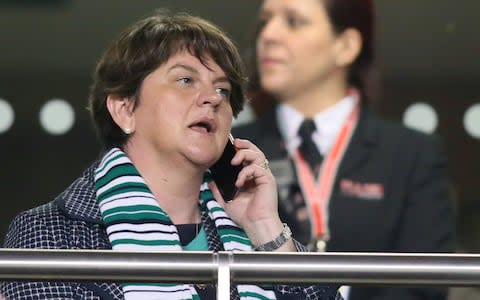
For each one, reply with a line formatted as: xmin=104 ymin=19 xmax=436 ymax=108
xmin=185 ymin=150 xmax=219 ymax=170
xmin=183 ymin=139 xmax=225 ymax=167
xmin=261 ymin=79 xmax=288 ymax=98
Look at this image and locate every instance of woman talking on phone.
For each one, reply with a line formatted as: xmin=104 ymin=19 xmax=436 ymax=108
xmin=234 ymin=1 xmax=455 ymax=300
xmin=0 ymin=11 xmax=341 ymax=300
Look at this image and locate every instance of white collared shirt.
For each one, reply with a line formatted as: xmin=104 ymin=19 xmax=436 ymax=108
xmin=276 ymin=94 xmax=356 ymax=158
xmin=276 ymin=96 xmax=355 ymax=300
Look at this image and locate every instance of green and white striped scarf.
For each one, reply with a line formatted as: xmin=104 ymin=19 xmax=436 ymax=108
xmin=94 ymin=148 xmax=276 ymax=300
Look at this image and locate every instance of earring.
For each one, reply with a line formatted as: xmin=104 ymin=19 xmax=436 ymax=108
xmin=124 ymin=128 xmax=132 ymax=135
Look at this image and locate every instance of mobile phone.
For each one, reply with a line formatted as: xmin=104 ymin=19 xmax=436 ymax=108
xmin=209 ymin=134 xmax=242 ymax=201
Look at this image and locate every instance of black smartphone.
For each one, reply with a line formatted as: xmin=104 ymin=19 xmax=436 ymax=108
xmin=209 ymin=134 xmax=243 ymax=201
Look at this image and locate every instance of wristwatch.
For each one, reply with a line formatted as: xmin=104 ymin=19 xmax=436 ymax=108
xmin=254 ymin=223 xmax=292 ymax=251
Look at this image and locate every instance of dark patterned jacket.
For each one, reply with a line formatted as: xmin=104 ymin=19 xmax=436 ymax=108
xmin=0 ymin=163 xmax=342 ymax=300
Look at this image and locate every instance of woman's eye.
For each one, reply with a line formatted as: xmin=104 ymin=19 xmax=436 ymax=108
xmin=178 ymin=77 xmax=192 ymax=85
xmin=256 ymin=17 xmax=268 ymax=30
xmin=287 ymin=15 xmax=304 ymax=29
xmin=216 ymin=87 xmax=231 ymax=99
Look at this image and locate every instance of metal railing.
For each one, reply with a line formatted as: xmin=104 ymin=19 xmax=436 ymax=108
xmin=1 ymin=249 xmax=479 ymax=299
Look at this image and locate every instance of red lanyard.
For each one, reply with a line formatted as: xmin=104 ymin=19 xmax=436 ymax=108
xmin=293 ymin=93 xmax=360 ymax=242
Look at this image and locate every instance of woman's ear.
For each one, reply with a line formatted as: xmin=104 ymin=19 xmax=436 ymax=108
xmin=333 ymin=28 xmax=363 ymax=68
xmin=106 ymin=95 xmax=136 ymax=135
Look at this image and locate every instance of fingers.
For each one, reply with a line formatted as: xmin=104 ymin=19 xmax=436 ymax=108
xmin=228 ymin=137 xmax=273 ymax=189
xmin=233 ymin=138 xmax=261 ymax=151
xmin=235 ymin=161 xmax=273 ymax=188
xmin=258 ymin=159 xmax=270 ymax=171
xmin=231 ymin=138 xmax=267 ymax=167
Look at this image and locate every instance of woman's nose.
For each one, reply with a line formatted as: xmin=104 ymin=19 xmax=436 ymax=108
xmin=258 ymin=18 xmax=281 ymax=43
xmin=197 ymin=87 xmax=222 ymax=107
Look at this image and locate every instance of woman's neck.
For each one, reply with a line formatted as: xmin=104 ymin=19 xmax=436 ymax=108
xmin=281 ymin=75 xmax=349 ymax=118
xmin=123 ymin=144 xmax=203 ymax=224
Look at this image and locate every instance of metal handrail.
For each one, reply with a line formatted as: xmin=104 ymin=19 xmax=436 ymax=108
xmin=1 ymin=249 xmax=479 ymax=299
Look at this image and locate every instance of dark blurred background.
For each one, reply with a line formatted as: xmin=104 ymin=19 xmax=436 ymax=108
xmin=0 ymin=0 xmax=479 ymax=266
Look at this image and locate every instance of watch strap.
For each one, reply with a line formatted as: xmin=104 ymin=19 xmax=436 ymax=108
xmin=254 ymin=223 xmax=292 ymax=252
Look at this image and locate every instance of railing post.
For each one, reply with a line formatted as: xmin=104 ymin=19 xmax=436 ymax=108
xmin=216 ymin=251 xmax=231 ymax=300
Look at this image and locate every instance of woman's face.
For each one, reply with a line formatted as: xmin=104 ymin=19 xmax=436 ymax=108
xmin=256 ymin=0 xmax=342 ymax=101
xmin=130 ymin=51 xmax=233 ymax=169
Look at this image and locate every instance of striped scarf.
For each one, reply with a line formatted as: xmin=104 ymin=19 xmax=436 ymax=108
xmin=94 ymin=148 xmax=276 ymax=300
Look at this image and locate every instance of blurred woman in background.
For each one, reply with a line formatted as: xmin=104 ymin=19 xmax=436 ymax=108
xmin=234 ymin=1 xmax=455 ymax=299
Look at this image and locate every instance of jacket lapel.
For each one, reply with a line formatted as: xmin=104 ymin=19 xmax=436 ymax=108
xmin=336 ymin=108 xmax=378 ymax=179
xmin=56 ymin=161 xmax=104 ymax=224
xmin=54 ymin=161 xmax=124 ymax=299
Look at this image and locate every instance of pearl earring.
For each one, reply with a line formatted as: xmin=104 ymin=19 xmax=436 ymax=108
xmin=124 ymin=128 xmax=132 ymax=135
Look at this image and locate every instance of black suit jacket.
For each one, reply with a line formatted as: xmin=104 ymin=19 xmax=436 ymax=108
xmin=234 ymin=107 xmax=455 ymax=300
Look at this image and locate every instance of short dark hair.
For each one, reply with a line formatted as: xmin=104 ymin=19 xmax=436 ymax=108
xmin=88 ymin=11 xmax=247 ymax=149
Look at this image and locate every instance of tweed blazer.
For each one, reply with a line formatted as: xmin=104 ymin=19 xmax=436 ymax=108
xmin=0 ymin=162 xmax=341 ymax=300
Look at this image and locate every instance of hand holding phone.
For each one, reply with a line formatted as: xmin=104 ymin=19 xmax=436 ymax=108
xmin=209 ymin=134 xmax=243 ymax=201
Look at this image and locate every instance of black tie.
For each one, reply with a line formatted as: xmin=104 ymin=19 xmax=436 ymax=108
xmin=298 ymin=119 xmax=323 ymax=172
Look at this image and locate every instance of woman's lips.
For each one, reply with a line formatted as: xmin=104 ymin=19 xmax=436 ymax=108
xmin=188 ymin=117 xmax=217 ymax=134
xmin=260 ymin=57 xmax=284 ymax=70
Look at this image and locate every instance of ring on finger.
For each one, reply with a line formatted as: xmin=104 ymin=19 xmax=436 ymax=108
xmin=260 ymin=159 xmax=270 ymax=171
